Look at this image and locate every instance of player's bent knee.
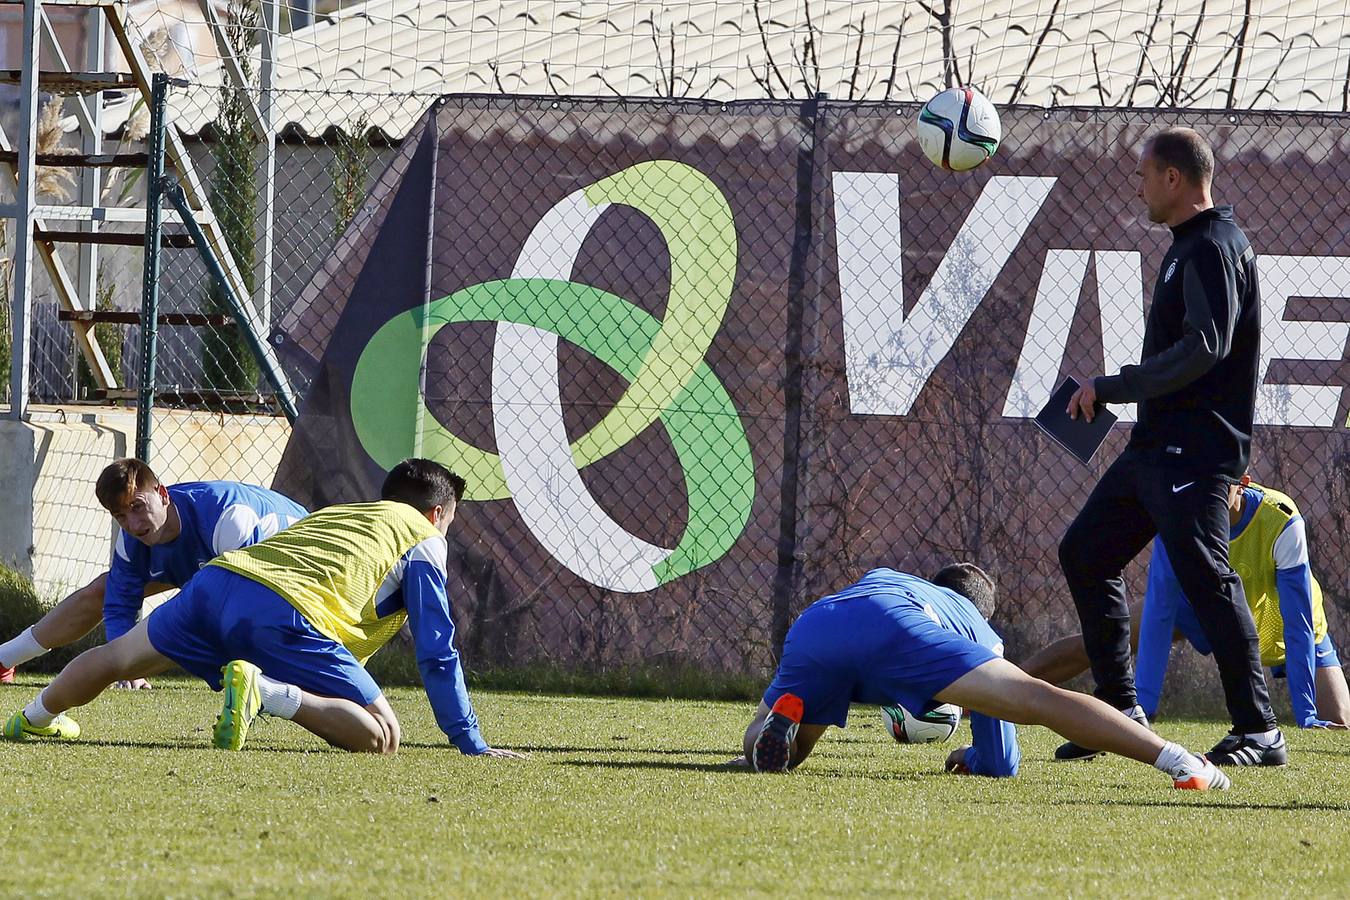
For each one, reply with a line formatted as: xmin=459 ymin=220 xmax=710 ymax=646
xmin=366 ymin=698 xmax=400 ymax=755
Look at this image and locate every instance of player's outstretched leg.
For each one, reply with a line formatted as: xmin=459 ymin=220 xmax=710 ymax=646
xmin=752 ymin=693 xmax=803 ymax=773
xmin=2 ymin=618 xmax=174 ymax=743
xmin=936 ymin=658 xmax=1229 ymax=791
xmin=0 ymin=574 xmax=108 ymax=682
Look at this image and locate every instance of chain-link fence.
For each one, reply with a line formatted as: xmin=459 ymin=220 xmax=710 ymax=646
xmin=8 ymin=51 xmax=1350 ymax=714
xmin=246 ymin=97 xmax=1350 ymax=699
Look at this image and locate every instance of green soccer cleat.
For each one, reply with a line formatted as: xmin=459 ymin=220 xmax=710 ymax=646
xmin=2 ymin=710 xmax=81 ymax=741
xmin=213 ymin=660 xmax=262 ymax=751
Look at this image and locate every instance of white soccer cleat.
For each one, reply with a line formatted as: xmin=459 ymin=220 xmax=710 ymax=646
xmin=1172 ymin=755 xmax=1231 ymax=791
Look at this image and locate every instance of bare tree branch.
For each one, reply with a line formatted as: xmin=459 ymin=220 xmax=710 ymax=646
xmin=1225 ymin=0 xmax=1253 ymax=109
xmin=1007 ymin=0 xmax=1063 ymax=105
xmin=753 ymin=0 xmax=792 ymax=96
xmin=1125 ymin=0 xmax=1165 ymax=106
xmin=882 ymin=15 xmax=913 ymax=102
xmin=847 ymin=13 xmax=866 ymax=101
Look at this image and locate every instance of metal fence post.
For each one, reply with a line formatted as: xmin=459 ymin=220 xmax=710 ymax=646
xmin=769 ymin=91 xmax=828 ymax=659
xmin=162 ymin=179 xmax=299 ymax=423
xmin=136 ymin=72 xmax=170 ymax=461
xmin=7 ymin=0 xmax=41 ymax=420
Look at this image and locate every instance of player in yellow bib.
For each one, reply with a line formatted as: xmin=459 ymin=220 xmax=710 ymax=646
xmin=3 ymin=460 xmax=520 ymax=758
xmin=1024 ymin=478 xmax=1349 ymax=747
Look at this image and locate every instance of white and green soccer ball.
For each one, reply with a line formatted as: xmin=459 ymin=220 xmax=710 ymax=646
xmin=916 ymin=86 xmax=1002 ymax=172
xmin=881 ymin=701 xmax=962 ymax=744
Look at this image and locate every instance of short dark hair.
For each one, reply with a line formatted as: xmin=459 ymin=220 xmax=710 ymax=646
xmin=380 ymin=458 xmax=466 ymax=513
xmin=931 ymin=562 xmax=997 ymax=619
xmin=1146 ymin=128 xmax=1214 ymax=186
xmin=95 ymin=458 xmax=161 ymax=512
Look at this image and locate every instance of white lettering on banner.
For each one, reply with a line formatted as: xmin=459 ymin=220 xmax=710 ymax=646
xmin=832 ymin=173 xmax=1350 ymax=428
xmin=1003 ymin=248 xmax=1088 ymax=418
xmin=1255 ymin=256 xmax=1350 ymax=427
xmin=496 ymin=191 xmax=673 ymax=593
xmin=833 ymin=172 xmax=1058 ymax=415
xmin=1095 ymin=250 xmax=1145 ymax=424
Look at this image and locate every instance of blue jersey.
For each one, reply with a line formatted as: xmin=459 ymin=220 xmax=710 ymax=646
xmin=1135 ymin=485 xmax=1334 ymax=727
xmin=821 ymin=569 xmax=1005 ymax=652
xmin=373 ymin=534 xmax=487 ymax=754
xmin=105 ymin=481 xmax=308 ymax=640
xmin=770 ymin=568 xmax=1020 ymax=777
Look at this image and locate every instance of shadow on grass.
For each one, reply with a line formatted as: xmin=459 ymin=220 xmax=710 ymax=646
xmin=1024 ymin=796 xmax=1350 ymax=812
xmin=77 ymin=738 xmax=331 ymax=755
xmin=398 ymin=742 xmax=735 ymax=756
xmin=548 ymin=758 xmax=940 ymax=782
xmin=552 ymin=758 xmax=758 ymax=774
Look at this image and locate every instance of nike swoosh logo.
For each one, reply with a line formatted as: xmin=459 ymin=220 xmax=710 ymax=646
xmin=148 ymin=569 xmax=166 ymax=579
xmin=1317 ymin=649 xmax=1332 ymax=658
xmin=1172 ymin=482 xmax=1195 ymax=493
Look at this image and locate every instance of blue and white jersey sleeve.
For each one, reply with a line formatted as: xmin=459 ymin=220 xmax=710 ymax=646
xmin=1273 ymin=517 xmax=1319 ymax=727
xmin=396 ymin=536 xmax=489 ymax=754
xmin=1135 ymin=539 xmax=1184 ymax=720
xmin=962 ymin=712 xmax=1020 ymax=777
xmin=196 ymin=481 xmax=308 ymax=555
xmin=104 ymin=530 xmax=151 ymax=641
xmin=209 ymin=501 xmax=303 ymax=554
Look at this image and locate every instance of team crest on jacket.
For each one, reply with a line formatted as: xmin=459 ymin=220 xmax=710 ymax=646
xmin=1164 ymin=260 xmax=1177 ymax=282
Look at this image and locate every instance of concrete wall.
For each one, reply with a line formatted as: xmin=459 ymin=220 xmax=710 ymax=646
xmin=0 ymin=405 xmax=290 ymax=600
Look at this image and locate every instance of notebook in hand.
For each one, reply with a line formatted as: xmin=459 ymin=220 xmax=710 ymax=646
xmin=1034 ymin=377 xmax=1118 ymax=465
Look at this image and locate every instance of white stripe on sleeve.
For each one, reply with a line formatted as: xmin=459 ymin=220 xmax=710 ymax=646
xmin=212 ymin=504 xmax=263 ymax=555
xmin=1272 ymin=516 xmax=1309 ymax=571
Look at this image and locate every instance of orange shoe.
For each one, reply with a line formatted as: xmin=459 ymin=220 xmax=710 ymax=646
xmin=0 ymin=666 xmax=14 ymax=684
xmin=752 ymin=693 xmax=804 ymax=773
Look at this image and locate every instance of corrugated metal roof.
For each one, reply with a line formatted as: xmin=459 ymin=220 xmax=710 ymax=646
xmin=124 ymin=0 xmax=1350 ymax=138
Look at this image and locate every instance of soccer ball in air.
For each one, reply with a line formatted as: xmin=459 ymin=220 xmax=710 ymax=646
xmin=881 ymin=701 xmax=962 ymax=744
xmin=916 ymin=86 xmax=1001 ymax=171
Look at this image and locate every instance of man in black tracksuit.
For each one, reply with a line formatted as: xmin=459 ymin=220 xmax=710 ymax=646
xmin=1058 ymin=127 xmax=1283 ymax=767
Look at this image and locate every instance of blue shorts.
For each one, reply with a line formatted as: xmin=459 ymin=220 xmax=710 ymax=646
xmin=146 ymin=566 xmax=382 ymax=706
xmin=1271 ymin=636 xmax=1341 ymax=678
xmin=763 ymin=594 xmax=999 ymax=728
xmin=1172 ymin=603 xmax=1342 ymax=675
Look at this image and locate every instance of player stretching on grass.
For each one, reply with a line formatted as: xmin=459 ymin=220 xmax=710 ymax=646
xmin=1023 ymin=478 xmax=1349 ymax=737
xmin=739 ymin=565 xmax=1229 ymax=790
xmin=3 ymin=459 xmax=519 ymax=759
xmin=0 ymin=458 xmax=307 ymax=687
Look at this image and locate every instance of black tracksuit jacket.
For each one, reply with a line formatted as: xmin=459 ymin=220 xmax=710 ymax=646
xmin=1094 ymin=205 xmax=1261 ymax=480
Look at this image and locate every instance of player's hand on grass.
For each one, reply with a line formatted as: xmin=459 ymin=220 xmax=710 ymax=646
xmin=474 ymin=747 xmax=527 ymax=759
xmin=1300 ymin=717 xmax=1349 ymax=730
xmin=1066 ymin=376 xmax=1100 ymax=422
xmin=724 ymin=755 xmax=752 ymax=770
xmin=945 ymin=746 xmax=972 ymax=775
xmin=113 ymin=678 xmax=152 ymax=690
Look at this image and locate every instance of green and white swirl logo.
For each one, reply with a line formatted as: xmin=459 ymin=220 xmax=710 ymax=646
xmin=350 ymin=160 xmax=754 ymax=592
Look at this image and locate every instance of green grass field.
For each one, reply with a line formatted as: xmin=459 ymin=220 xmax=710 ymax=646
xmin=1 ymin=678 xmax=1348 ymax=898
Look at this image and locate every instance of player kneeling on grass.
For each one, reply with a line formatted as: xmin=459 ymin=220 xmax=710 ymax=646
xmin=0 ymin=458 xmax=307 ymax=687
xmin=739 ymin=565 xmax=1229 ymax=790
xmin=2 ymin=459 xmax=520 ymax=759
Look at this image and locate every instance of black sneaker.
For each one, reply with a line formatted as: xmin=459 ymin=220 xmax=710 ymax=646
xmin=1205 ymin=731 xmax=1288 ymax=767
xmin=1054 ymin=705 xmax=1149 ymax=762
xmin=752 ymin=693 xmax=803 ymax=773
